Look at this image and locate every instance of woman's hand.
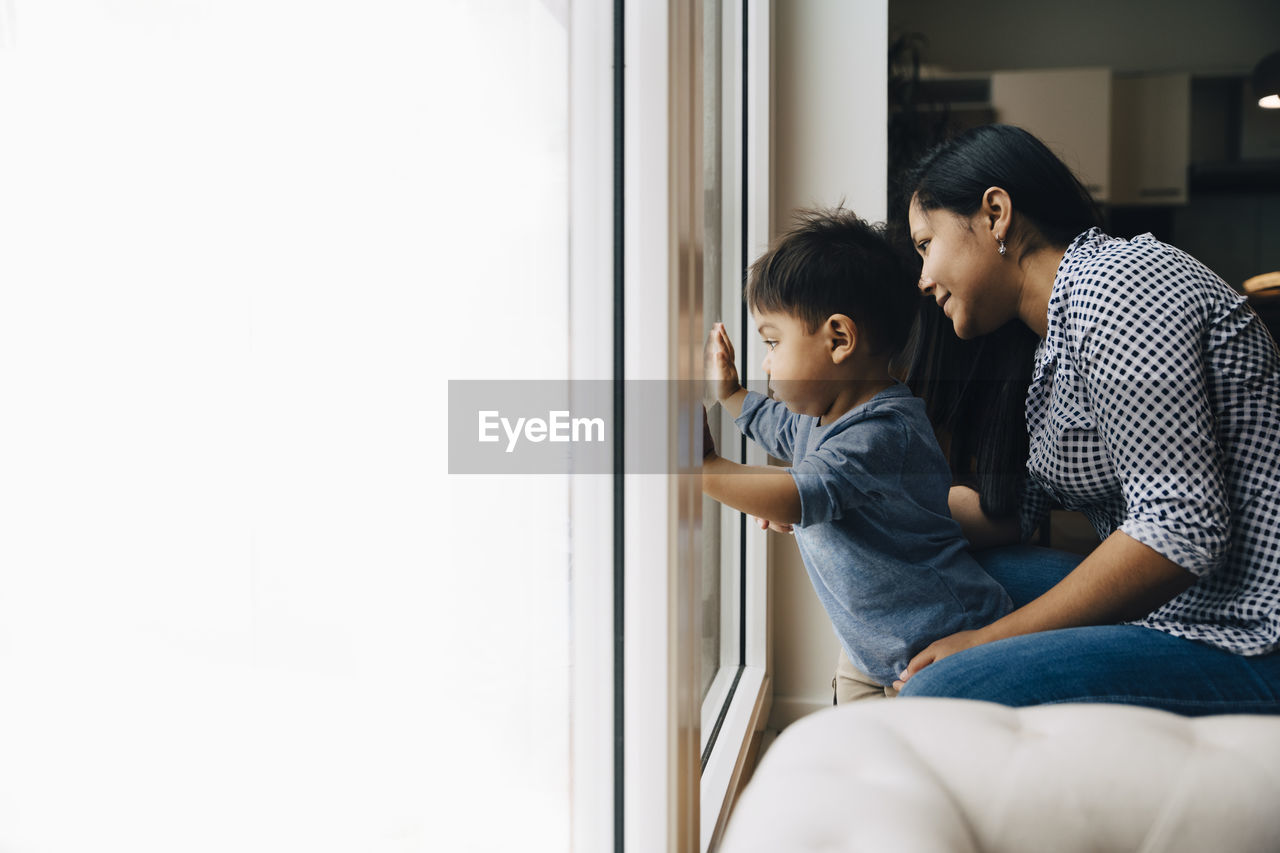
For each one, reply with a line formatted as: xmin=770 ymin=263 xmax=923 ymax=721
xmin=948 ymin=485 xmax=1021 ymax=550
xmin=892 ymin=629 xmax=988 ymax=691
xmin=704 ymin=322 xmax=741 ymax=406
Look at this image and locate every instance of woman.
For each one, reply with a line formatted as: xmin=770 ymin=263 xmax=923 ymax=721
xmin=890 ymin=124 xmax=1280 ymax=714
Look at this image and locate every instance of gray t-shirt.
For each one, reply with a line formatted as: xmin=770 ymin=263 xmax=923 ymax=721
xmin=736 ymin=383 xmax=1012 ymax=684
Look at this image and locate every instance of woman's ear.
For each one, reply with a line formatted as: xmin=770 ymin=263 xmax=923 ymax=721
xmin=981 ymin=186 xmax=1014 ymax=247
xmin=826 ymin=314 xmax=857 ymax=363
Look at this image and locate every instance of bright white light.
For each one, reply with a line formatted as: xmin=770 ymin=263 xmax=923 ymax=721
xmin=1260 ymin=94 xmax=1280 ymax=109
xmin=0 ymin=1 xmax=573 ymax=851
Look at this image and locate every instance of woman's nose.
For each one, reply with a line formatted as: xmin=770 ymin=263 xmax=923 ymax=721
xmin=918 ymin=275 xmax=935 ymax=295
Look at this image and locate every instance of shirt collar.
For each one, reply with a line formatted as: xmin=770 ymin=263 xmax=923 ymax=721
xmin=1042 ymin=228 xmax=1109 ymax=361
xmin=1032 ymin=227 xmax=1106 ymax=384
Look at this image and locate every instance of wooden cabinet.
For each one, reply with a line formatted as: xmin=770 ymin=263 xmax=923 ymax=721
xmin=991 ymin=68 xmax=1190 ymax=206
xmin=991 ymin=68 xmax=1114 ymax=200
xmin=1111 ymin=73 xmax=1191 ymax=205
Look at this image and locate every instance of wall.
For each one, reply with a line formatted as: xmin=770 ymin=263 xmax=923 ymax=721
xmin=889 ymin=0 xmax=1280 ymax=288
xmin=768 ymin=0 xmax=887 ymax=730
xmin=889 ymin=0 xmax=1280 ymax=76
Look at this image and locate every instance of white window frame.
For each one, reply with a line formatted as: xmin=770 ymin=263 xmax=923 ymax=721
xmin=621 ymin=1 xmax=774 ymax=851
xmin=568 ymin=1 xmax=618 ymax=852
xmin=698 ymin=2 xmax=773 ymax=850
xmin=620 ymin=0 xmax=696 ymax=849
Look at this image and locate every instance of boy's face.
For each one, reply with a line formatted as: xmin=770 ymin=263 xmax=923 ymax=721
xmin=754 ymin=309 xmax=840 ymax=417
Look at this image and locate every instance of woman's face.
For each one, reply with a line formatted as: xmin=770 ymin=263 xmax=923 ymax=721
xmin=908 ymin=196 xmax=1014 ymax=339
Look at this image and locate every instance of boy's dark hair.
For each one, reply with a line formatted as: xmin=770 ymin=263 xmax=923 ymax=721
xmin=744 ymin=207 xmax=916 ymax=356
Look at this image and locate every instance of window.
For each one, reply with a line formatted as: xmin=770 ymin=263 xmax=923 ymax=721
xmin=2 ymin=3 xmax=589 ymax=852
xmin=696 ymin=3 xmax=774 ymax=849
xmin=617 ymin=2 xmax=773 ymax=851
xmin=4 ymin=3 xmax=893 ymax=852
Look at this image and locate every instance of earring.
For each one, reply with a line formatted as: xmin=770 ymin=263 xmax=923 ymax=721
xmin=998 ymin=238 xmax=1007 ymax=256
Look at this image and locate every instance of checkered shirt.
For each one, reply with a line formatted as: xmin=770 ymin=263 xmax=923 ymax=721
xmin=1022 ymin=228 xmax=1280 ymax=655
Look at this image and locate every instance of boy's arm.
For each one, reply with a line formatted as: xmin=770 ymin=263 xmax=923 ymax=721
xmin=702 ymin=454 xmax=803 ymax=525
xmin=719 ymin=386 xmax=749 ymax=419
xmin=702 ymin=405 xmax=802 ymax=524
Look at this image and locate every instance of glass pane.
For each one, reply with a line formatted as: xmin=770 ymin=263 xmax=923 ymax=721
xmin=0 ymin=3 xmax=575 ymax=851
xmin=700 ymin=0 xmax=726 ymax=703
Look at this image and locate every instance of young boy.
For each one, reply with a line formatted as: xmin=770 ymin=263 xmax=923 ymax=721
xmin=702 ymin=208 xmax=1012 ymax=702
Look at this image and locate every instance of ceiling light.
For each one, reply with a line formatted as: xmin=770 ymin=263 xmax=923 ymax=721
xmin=1253 ymin=51 xmax=1280 ymax=109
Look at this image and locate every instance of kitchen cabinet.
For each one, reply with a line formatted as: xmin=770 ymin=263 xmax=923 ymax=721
xmin=1111 ymin=73 xmax=1191 ymax=205
xmin=991 ymin=68 xmax=1190 ymax=206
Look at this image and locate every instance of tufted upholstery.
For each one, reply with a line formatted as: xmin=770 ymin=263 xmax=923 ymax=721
xmin=719 ymin=699 xmax=1280 ymax=853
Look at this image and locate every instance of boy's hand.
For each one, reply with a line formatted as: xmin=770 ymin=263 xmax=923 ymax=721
xmin=704 ymin=322 xmax=741 ymax=406
xmin=701 ymin=404 xmax=717 ymax=459
xmin=754 ymin=516 xmax=794 ymax=535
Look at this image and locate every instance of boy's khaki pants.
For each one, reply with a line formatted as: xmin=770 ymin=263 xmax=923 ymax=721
xmin=833 ymin=648 xmax=899 ymax=704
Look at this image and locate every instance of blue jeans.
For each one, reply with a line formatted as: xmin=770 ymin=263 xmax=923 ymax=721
xmin=897 ymin=545 xmax=1280 ymax=715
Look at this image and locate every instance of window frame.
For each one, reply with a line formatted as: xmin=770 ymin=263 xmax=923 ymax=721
xmin=568 ymin=1 xmax=620 ymax=851
xmin=618 ymin=2 xmax=773 ymax=851
xmin=697 ymin=3 xmax=773 ymax=850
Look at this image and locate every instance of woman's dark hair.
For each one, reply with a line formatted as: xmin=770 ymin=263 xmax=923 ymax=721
xmin=902 ymin=305 xmax=1040 ymax=521
xmin=907 ymin=123 xmax=1102 ymax=252
xmin=892 ymin=124 xmax=1103 ymax=522
xmin=746 ymin=207 xmax=917 ymax=355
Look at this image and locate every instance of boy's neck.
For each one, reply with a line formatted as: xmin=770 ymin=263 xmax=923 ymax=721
xmin=817 ymin=362 xmax=896 ymax=426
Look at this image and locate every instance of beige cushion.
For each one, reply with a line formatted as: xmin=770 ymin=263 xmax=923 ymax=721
xmin=720 ymin=698 xmax=1280 ymax=853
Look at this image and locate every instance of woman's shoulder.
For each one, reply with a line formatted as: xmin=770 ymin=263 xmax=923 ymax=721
xmin=1056 ymin=229 xmax=1240 ymax=324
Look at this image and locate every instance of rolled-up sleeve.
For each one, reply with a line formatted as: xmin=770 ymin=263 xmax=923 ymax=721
xmin=1068 ymin=277 xmax=1230 ymax=576
xmin=1019 ymin=477 xmax=1056 ymax=543
xmin=734 ymin=391 xmax=800 ymax=463
xmin=788 ymin=415 xmax=904 ymax=528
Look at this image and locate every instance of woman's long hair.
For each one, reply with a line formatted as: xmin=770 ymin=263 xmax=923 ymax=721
xmin=902 ymin=303 xmax=1040 ymax=520
xmin=908 ymin=124 xmax=1101 ymax=252
xmin=891 ymin=125 xmax=1102 ymax=520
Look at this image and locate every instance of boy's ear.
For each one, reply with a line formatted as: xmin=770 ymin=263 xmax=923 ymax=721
xmin=825 ymin=314 xmax=857 ymax=363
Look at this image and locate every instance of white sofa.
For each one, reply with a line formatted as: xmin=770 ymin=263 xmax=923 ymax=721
xmin=719 ymin=698 xmax=1280 ymax=852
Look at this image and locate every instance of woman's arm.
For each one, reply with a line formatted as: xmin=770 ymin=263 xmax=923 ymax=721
xmin=897 ymin=247 xmax=1233 ymax=689
xmin=893 ymin=529 xmax=1194 ymax=688
xmin=948 ymin=485 xmax=1021 ymax=550
xmin=998 ymin=530 xmax=1194 ymax=628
